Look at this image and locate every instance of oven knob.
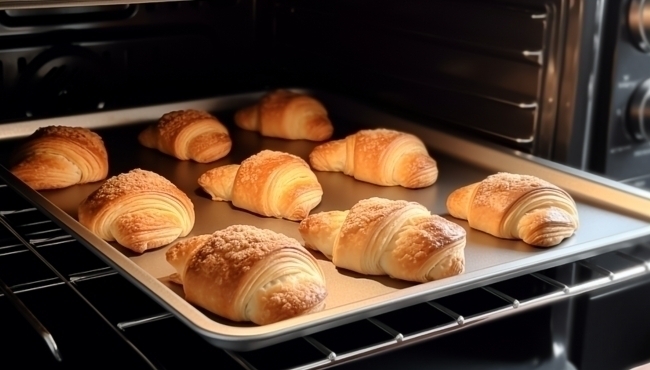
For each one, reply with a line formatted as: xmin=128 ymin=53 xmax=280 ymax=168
xmin=627 ymin=79 xmax=650 ymax=141
xmin=629 ymin=0 xmax=650 ymax=51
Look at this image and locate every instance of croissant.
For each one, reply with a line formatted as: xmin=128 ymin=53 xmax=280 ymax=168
xmin=446 ymin=172 xmax=579 ymax=247
xmin=198 ymin=150 xmax=323 ymax=221
xmin=138 ymin=109 xmax=231 ymax=163
xmin=234 ymin=89 xmax=333 ymax=141
xmin=9 ymin=126 xmax=108 ymax=190
xmin=78 ymin=168 xmax=195 ymax=253
xmin=299 ymin=197 xmax=466 ymax=283
xmin=309 ymin=129 xmax=438 ymax=188
xmin=166 ymin=225 xmax=327 ymax=325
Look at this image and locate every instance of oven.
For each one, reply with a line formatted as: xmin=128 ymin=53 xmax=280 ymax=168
xmin=0 ymin=1 xmax=649 ymax=370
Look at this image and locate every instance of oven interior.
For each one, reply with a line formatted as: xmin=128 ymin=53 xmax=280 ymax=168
xmin=0 ymin=1 xmax=650 ymax=369
xmin=0 ymin=0 xmax=577 ymax=154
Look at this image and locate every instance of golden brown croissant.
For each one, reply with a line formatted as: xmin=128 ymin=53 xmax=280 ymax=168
xmin=138 ymin=109 xmax=231 ymax=163
xmin=166 ymin=225 xmax=327 ymax=325
xmin=446 ymin=172 xmax=579 ymax=247
xmin=234 ymin=89 xmax=333 ymax=141
xmin=309 ymin=129 xmax=438 ymax=188
xmin=198 ymin=150 xmax=323 ymax=221
xmin=78 ymin=168 xmax=195 ymax=253
xmin=9 ymin=126 xmax=108 ymax=190
xmin=299 ymin=197 xmax=466 ymax=283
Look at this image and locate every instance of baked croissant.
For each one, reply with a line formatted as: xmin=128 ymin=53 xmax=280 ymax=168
xmin=138 ymin=109 xmax=231 ymax=163
xmin=198 ymin=150 xmax=323 ymax=221
xmin=166 ymin=225 xmax=327 ymax=325
xmin=234 ymin=89 xmax=333 ymax=141
xmin=78 ymin=168 xmax=195 ymax=253
xmin=299 ymin=197 xmax=466 ymax=283
xmin=309 ymin=129 xmax=438 ymax=188
xmin=446 ymin=172 xmax=579 ymax=247
xmin=9 ymin=126 xmax=109 ymax=190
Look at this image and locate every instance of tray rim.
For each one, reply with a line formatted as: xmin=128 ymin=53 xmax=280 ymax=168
xmin=2 ymin=89 xmax=650 ymax=351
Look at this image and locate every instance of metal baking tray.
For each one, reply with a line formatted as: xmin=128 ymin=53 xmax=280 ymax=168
xmin=1 ymin=89 xmax=650 ymax=351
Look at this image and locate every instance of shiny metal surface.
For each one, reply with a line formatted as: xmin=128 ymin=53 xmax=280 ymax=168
xmin=0 ymin=0 xmax=189 ymax=10
xmin=553 ymin=0 xmax=604 ymax=168
xmin=0 ymin=90 xmax=649 ymax=351
xmin=0 ymin=272 xmax=62 ymax=362
xmin=627 ymin=78 xmax=650 ymax=142
xmin=629 ymin=0 xmax=650 ymax=52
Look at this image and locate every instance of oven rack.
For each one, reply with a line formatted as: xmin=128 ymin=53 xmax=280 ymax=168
xmin=1 ymin=180 xmax=650 ymax=369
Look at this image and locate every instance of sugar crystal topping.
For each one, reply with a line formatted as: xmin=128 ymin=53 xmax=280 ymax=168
xmin=191 ymin=225 xmax=304 ymax=278
xmin=340 ymin=197 xmax=410 ymax=236
xmin=88 ymin=169 xmax=179 ymax=203
xmin=28 ymin=126 xmax=106 ymax=156
xmin=472 ymin=172 xmax=555 ymax=209
xmin=157 ymin=110 xmax=219 ymax=138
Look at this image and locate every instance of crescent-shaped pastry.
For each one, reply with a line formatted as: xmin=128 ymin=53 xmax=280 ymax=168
xmin=309 ymin=128 xmax=438 ymax=188
xmin=9 ymin=126 xmax=108 ymax=190
xmin=78 ymin=168 xmax=195 ymax=253
xmin=446 ymin=172 xmax=579 ymax=247
xmin=299 ymin=197 xmax=466 ymax=283
xmin=138 ymin=109 xmax=231 ymax=163
xmin=198 ymin=150 xmax=323 ymax=221
xmin=234 ymin=90 xmax=333 ymax=141
xmin=166 ymin=225 xmax=327 ymax=325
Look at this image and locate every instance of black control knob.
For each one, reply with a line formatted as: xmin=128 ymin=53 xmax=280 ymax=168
xmin=627 ymin=79 xmax=650 ymax=141
xmin=629 ymin=0 xmax=650 ymax=52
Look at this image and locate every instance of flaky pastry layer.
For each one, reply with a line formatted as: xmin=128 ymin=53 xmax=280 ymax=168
xmin=78 ymin=168 xmax=195 ymax=253
xmin=166 ymin=225 xmax=327 ymax=325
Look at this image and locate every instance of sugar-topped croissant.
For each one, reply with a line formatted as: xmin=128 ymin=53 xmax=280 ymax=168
xmin=235 ymin=89 xmax=333 ymax=141
xmin=78 ymin=169 xmax=195 ymax=253
xmin=309 ymin=129 xmax=438 ymax=188
xmin=198 ymin=150 xmax=323 ymax=221
xmin=9 ymin=126 xmax=108 ymax=190
xmin=138 ymin=109 xmax=231 ymax=163
xmin=166 ymin=225 xmax=327 ymax=325
xmin=446 ymin=172 xmax=579 ymax=247
xmin=299 ymin=197 xmax=466 ymax=283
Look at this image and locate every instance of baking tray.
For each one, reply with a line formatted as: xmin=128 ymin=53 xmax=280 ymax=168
xmin=1 ymin=89 xmax=650 ymax=351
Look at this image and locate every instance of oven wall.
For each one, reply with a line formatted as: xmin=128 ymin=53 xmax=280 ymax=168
xmin=0 ymin=0 xmax=601 ymax=171
xmin=263 ymin=0 xmax=598 ymax=167
xmin=0 ymin=1 xmax=261 ymax=123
